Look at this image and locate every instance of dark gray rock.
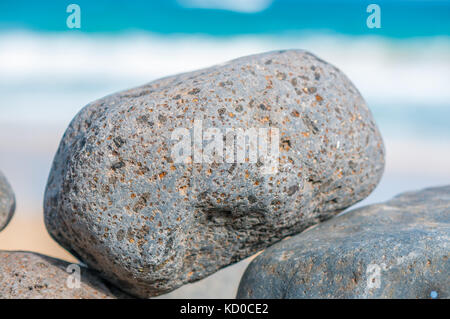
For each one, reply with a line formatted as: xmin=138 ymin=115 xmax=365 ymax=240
xmin=0 ymin=251 xmax=130 ymax=299
xmin=237 ymin=186 xmax=450 ymax=299
xmin=0 ymin=170 xmax=15 ymax=232
xmin=44 ymin=50 xmax=385 ymax=298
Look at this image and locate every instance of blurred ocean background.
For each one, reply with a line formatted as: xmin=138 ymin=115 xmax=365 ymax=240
xmin=0 ymin=0 xmax=449 ymax=298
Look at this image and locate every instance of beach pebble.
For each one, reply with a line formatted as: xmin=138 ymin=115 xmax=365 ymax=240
xmin=237 ymin=185 xmax=450 ymax=299
xmin=44 ymin=50 xmax=385 ymax=297
xmin=0 ymin=170 xmax=15 ymax=232
xmin=0 ymin=251 xmax=129 ymax=299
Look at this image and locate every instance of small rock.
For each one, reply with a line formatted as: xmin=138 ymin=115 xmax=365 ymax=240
xmin=237 ymin=186 xmax=450 ymax=299
xmin=0 ymin=251 xmax=128 ymax=299
xmin=44 ymin=50 xmax=384 ymax=297
xmin=0 ymin=170 xmax=15 ymax=232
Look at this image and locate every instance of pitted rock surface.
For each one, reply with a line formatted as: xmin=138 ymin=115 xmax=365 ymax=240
xmin=44 ymin=50 xmax=385 ymax=297
xmin=0 ymin=251 xmax=128 ymax=299
xmin=0 ymin=170 xmax=15 ymax=232
xmin=237 ymin=186 xmax=450 ymax=299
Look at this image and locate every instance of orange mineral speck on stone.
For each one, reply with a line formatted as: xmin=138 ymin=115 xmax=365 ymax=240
xmin=158 ymin=171 xmax=167 ymax=179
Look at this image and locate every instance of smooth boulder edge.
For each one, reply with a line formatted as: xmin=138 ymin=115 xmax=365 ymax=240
xmin=237 ymin=185 xmax=450 ymax=299
xmin=0 ymin=251 xmax=130 ymax=299
xmin=0 ymin=170 xmax=15 ymax=232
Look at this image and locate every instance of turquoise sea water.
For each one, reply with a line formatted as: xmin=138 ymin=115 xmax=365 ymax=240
xmin=1 ymin=1 xmax=449 ymax=129
xmin=1 ymin=0 xmax=449 ymax=37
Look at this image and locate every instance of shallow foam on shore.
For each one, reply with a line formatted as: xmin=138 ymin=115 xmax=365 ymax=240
xmin=1 ymin=30 xmax=449 ymax=125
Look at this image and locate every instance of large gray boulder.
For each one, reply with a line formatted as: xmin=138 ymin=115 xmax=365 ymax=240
xmin=44 ymin=50 xmax=384 ymax=297
xmin=0 ymin=251 xmax=129 ymax=299
xmin=0 ymin=170 xmax=15 ymax=232
xmin=237 ymin=186 xmax=450 ymax=299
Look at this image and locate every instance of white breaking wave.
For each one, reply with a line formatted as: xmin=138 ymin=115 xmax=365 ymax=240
xmin=0 ymin=30 xmax=449 ymax=125
xmin=177 ymin=0 xmax=273 ymax=13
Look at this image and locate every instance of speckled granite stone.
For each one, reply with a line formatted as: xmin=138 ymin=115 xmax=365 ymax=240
xmin=237 ymin=186 xmax=450 ymax=299
xmin=44 ymin=50 xmax=385 ymax=297
xmin=0 ymin=170 xmax=15 ymax=232
xmin=0 ymin=251 xmax=129 ymax=299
